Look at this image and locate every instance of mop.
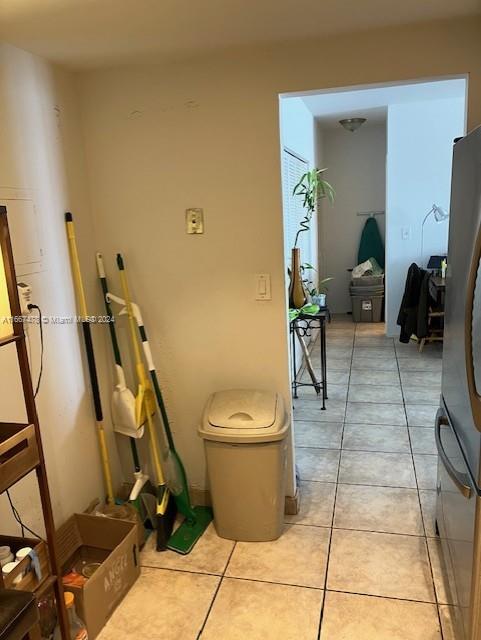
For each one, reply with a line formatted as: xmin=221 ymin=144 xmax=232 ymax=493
xmin=96 ymin=253 xmax=149 ymax=502
xmin=116 ymin=254 xmax=213 ymax=554
xmin=65 ymin=213 xmax=115 ymax=504
xmin=111 ymin=257 xmax=176 ymax=550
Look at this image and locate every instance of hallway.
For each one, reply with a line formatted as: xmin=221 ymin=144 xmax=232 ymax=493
xmin=292 ymin=315 xmax=452 ymax=639
xmin=97 ymin=316 xmax=453 ymax=640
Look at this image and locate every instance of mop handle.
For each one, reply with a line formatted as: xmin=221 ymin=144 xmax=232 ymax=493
xmin=116 ymin=255 xmax=165 ymax=485
xmin=96 ymin=253 xmax=123 ymax=373
xmin=96 ymin=252 xmax=141 ymax=473
xmin=65 ymin=213 xmax=88 ymax=319
xmin=65 ymin=214 xmax=115 ymax=504
xmin=106 ymin=290 xmax=176 ymax=451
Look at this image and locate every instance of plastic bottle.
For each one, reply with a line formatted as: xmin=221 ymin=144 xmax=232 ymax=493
xmin=54 ymin=592 xmax=88 ymax=640
xmin=16 ymin=546 xmax=32 ymax=561
xmin=441 ymin=259 xmax=447 ymax=279
xmin=0 ymin=545 xmax=13 ymax=568
xmin=2 ymin=560 xmax=22 ymax=584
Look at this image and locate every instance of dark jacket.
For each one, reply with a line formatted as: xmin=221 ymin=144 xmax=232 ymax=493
xmin=397 ymin=263 xmax=426 ymax=343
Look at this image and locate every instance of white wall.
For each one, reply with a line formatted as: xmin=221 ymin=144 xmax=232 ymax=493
xmin=385 ymin=96 xmax=466 ymax=335
xmin=318 ymin=124 xmax=386 ymax=313
xmin=0 ymin=44 xmax=115 ymax=533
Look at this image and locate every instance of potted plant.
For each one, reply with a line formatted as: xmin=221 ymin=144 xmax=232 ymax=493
xmin=300 ymin=263 xmax=333 ymax=307
xmin=289 ymin=168 xmax=334 ymax=309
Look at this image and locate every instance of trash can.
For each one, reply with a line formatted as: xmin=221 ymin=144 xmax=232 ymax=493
xmin=350 ymin=270 xmax=384 ymax=322
xmin=199 ymin=389 xmax=289 ymax=542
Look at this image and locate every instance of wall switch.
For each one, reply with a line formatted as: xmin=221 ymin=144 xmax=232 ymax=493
xmin=186 ymin=208 xmax=204 ymax=234
xmin=255 ymin=274 xmax=271 ymax=300
xmin=401 ymin=227 xmax=411 ymax=240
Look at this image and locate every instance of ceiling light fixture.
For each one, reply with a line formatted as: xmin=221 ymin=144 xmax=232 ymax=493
xmin=339 ymin=118 xmax=367 ymax=132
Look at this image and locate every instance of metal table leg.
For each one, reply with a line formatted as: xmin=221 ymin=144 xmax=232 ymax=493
xmin=291 ymin=320 xmax=298 ymax=399
xmin=320 ymin=318 xmax=327 ymax=408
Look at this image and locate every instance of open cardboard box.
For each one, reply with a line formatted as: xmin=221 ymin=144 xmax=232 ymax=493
xmin=56 ymin=513 xmax=140 ymax=639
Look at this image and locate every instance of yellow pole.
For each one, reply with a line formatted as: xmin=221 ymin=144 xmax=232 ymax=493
xmin=118 ymin=264 xmax=166 ymax=487
xmin=65 ymin=213 xmax=115 ymax=504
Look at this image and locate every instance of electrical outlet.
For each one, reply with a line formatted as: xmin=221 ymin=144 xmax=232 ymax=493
xmin=17 ymin=282 xmax=33 ymax=314
xmin=186 ymin=208 xmax=204 ymax=234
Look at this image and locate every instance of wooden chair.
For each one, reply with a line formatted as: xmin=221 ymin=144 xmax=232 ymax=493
xmin=419 ymin=309 xmax=444 ymax=352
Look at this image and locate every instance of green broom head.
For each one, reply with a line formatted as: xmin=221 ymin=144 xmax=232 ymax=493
xmin=156 ymin=485 xmax=176 ymax=551
xmin=167 ymin=506 xmax=213 ymax=555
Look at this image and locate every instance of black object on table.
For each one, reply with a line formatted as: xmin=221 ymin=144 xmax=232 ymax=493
xmin=289 ymin=307 xmax=331 ymax=410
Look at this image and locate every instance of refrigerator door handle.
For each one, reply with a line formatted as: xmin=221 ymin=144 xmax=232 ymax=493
xmin=465 ymin=226 xmax=481 ymax=431
xmin=436 ymin=408 xmax=472 ymax=499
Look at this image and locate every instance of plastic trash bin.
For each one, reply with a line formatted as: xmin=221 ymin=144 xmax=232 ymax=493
xmin=199 ymin=389 xmax=289 ymax=542
xmin=350 ymin=284 xmax=384 ymax=322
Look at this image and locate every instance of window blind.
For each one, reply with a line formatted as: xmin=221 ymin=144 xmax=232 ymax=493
xmin=282 ymin=149 xmax=311 ymax=274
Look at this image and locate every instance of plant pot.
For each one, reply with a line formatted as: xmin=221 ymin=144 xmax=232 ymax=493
xmin=312 ymin=293 xmax=326 ymax=307
xmin=288 ymin=247 xmax=307 ymax=309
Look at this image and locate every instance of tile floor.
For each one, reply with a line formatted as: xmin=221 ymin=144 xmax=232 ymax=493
xmin=98 ymin=316 xmax=453 ymax=640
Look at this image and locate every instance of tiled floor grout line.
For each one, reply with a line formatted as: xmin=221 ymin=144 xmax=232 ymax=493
xmin=316 ymin=322 xmax=355 ymax=640
xmin=195 ymin=542 xmax=238 ymax=639
xmin=324 ymin=587 xmax=439 ymax=606
xmin=219 ymin=574 xmax=324 ymax=591
xmin=286 ymin=521 xmax=439 ymax=539
xmin=297 ymin=322 xmax=444 ymax=637
xmin=394 ymin=337 xmax=446 ymax=639
xmin=141 ymin=564 xmax=222 ymax=578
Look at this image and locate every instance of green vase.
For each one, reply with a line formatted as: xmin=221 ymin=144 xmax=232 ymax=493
xmin=288 ymin=247 xmax=307 ymax=309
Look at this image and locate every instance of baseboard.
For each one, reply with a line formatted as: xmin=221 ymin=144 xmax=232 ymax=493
xmin=190 ymin=486 xmax=300 ymax=516
xmin=121 ymin=481 xmax=300 ymax=516
xmin=284 ymin=488 xmax=300 ymax=515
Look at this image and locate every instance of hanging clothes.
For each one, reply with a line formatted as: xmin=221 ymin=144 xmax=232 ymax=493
xmin=397 ymin=263 xmax=436 ymax=343
xmin=358 ymin=217 xmax=385 ymax=269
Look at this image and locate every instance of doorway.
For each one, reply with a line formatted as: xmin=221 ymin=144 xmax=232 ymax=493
xmin=278 ymin=75 xmax=468 ymax=636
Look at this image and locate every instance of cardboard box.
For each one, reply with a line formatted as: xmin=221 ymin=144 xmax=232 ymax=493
xmin=84 ymin=496 xmax=146 ymax=551
xmin=56 ymin=513 xmax=140 ymax=639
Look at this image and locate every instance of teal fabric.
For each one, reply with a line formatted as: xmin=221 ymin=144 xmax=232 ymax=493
xmin=358 ymin=218 xmax=385 ymax=269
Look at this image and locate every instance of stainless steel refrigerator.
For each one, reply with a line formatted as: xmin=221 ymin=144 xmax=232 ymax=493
xmin=436 ymin=125 xmax=481 ymax=639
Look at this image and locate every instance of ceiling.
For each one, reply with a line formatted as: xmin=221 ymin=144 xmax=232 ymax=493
xmin=300 ymin=78 xmax=467 ymax=128
xmin=0 ymin=0 xmax=480 ymax=69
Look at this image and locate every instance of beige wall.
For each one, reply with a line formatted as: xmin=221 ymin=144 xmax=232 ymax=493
xmin=0 ymin=44 xmax=118 ymax=533
xmin=319 ymin=124 xmax=386 ymax=313
xmin=77 ymin=16 xmax=481 ymax=497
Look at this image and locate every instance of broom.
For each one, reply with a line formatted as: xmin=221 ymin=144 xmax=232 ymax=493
xmin=117 ymin=254 xmax=213 ymax=554
xmin=116 ymin=256 xmax=176 ymax=550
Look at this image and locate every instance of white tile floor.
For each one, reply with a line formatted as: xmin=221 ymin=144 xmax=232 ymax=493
xmin=98 ymin=316 xmax=453 ymax=640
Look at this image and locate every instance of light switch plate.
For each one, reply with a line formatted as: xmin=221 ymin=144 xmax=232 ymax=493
xmin=255 ymin=273 xmax=271 ymax=300
xmin=186 ymin=208 xmax=204 ymax=234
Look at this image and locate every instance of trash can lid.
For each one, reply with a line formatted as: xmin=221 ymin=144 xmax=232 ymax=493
xmin=199 ymin=389 xmax=288 ymax=443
